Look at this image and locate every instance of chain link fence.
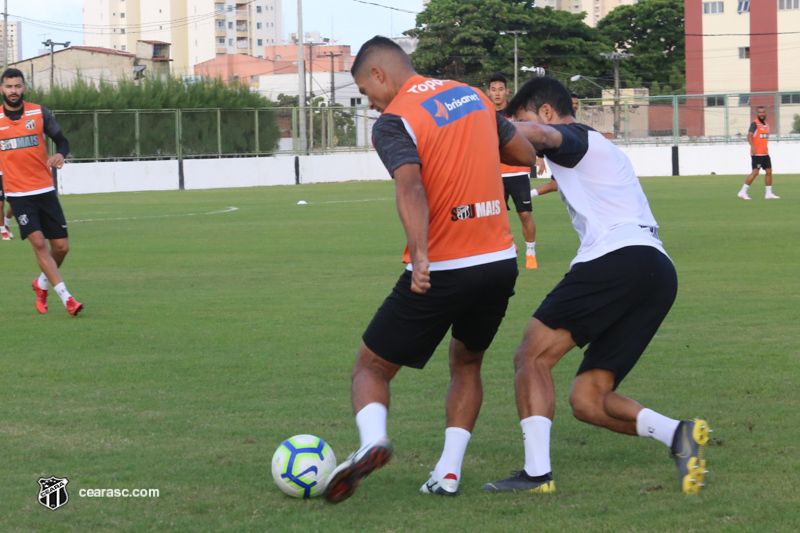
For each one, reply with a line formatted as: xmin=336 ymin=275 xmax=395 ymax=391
xmin=51 ymin=92 xmax=800 ymax=161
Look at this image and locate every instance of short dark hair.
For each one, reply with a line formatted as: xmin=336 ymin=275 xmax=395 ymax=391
xmin=1 ymin=68 xmax=25 ymax=84
xmin=507 ymin=76 xmax=574 ymax=118
xmin=756 ymin=106 xmax=766 ymax=110
xmin=351 ymin=36 xmax=411 ymax=77
xmin=488 ymin=73 xmax=507 ymax=87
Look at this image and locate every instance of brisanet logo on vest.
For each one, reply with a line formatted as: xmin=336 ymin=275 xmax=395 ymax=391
xmin=421 ymin=86 xmax=486 ymax=128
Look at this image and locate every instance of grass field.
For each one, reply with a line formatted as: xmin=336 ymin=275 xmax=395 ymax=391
xmin=2 ymin=174 xmax=799 ymax=532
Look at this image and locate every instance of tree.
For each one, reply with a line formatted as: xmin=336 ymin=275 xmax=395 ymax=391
xmin=597 ymin=0 xmax=686 ymax=93
xmin=406 ymin=0 xmax=611 ymax=91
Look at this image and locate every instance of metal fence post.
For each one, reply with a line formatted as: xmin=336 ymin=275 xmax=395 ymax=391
xmin=93 ymin=110 xmax=99 ymax=161
xmin=254 ymin=108 xmax=260 ymax=155
xmin=724 ymin=95 xmax=729 ymax=143
xmin=217 ymin=108 xmax=222 ymax=157
xmin=624 ymin=101 xmax=629 ymax=145
xmin=292 ymin=107 xmax=298 ymax=152
xmin=671 ymin=95 xmax=679 ymax=146
xmin=134 ymin=110 xmax=141 ymax=160
xmin=774 ymin=93 xmax=781 ymax=141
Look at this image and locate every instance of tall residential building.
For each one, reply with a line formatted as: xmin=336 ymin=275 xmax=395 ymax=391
xmin=537 ymin=0 xmax=639 ymax=27
xmin=0 ymin=21 xmax=22 ymax=63
xmin=83 ymin=0 xmax=282 ymax=76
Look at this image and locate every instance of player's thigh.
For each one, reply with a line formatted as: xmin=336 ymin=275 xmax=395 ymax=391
xmin=503 ymin=174 xmax=532 ymax=213
xmin=451 ymin=258 xmax=519 ymax=353
xmin=38 ymin=191 xmax=68 ymax=240
xmin=6 ymin=196 xmax=43 ymax=240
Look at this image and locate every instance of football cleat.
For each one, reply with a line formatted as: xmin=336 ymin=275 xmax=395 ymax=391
xmin=32 ymin=278 xmax=48 ymax=314
xmin=420 ymin=472 xmax=459 ymax=496
xmin=66 ymin=297 xmax=84 ymax=316
xmin=671 ymin=419 xmax=710 ymax=495
xmin=1 ymin=226 xmax=11 ymax=240
xmin=482 ymin=470 xmax=555 ymax=493
xmin=765 ymin=193 xmax=780 ymax=199
xmin=324 ymin=437 xmax=393 ymax=504
xmin=737 ymin=192 xmax=751 ymax=200
xmin=526 ymin=255 xmax=538 ymax=269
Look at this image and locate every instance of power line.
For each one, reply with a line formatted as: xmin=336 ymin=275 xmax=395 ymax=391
xmin=351 ymin=0 xmax=419 ymax=14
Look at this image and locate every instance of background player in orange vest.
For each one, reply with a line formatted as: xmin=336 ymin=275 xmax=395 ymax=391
xmin=0 ymin=167 xmax=14 ymax=240
xmin=487 ymin=72 xmax=543 ymax=268
xmin=0 ymin=68 xmax=83 ymax=315
xmin=324 ymin=37 xmax=536 ymax=503
xmin=738 ymin=106 xmax=779 ymax=200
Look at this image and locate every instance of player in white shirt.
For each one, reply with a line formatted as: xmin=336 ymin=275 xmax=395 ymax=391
xmin=483 ymin=77 xmax=711 ymax=496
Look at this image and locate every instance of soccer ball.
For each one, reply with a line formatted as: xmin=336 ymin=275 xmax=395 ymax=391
xmin=271 ymin=434 xmax=337 ymax=499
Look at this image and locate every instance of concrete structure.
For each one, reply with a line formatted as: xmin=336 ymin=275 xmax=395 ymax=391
xmin=0 ymin=21 xmax=22 ymax=63
xmin=11 ymin=44 xmax=171 ymax=91
xmin=251 ymin=72 xmax=364 ymax=107
xmin=685 ymin=0 xmax=800 ymax=136
xmin=262 ymin=43 xmax=352 ymax=74
xmin=194 ymin=54 xmax=297 ymax=85
xmin=83 ymin=0 xmax=282 ymax=76
xmin=537 ymin=0 xmax=638 ymax=27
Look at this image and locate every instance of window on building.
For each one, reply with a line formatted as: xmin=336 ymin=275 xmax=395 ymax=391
xmin=737 ymin=0 xmax=749 ymax=12
xmin=738 ymin=95 xmax=750 ymax=106
xmin=121 ymin=45 xmax=126 ymax=51
xmin=227 ymin=5 xmax=233 ymax=11
xmin=257 ymin=22 xmax=262 ymax=29
xmin=738 ymin=46 xmax=750 ymax=59
xmin=258 ymin=55 xmax=263 ymax=58
xmin=218 ymin=37 xmax=225 ymax=44
xmin=121 ymin=28 xmax=126 ymax=34
xmin=351 ymin=97 xmax=362 ymax=106
xmin=121 ymin=12 xmax=125 ymax=18
xmin=702 ymin=1 xmax=724 ymax=13
xmin=257 ymin=39 xmax=263 ymax=45
xmin=779 ymin=0 xmax=799 ymax=9
xmin=229 ymin=38 xmax=233 ymax=46
xmin=707 ymin=96 xmax=725 ymax=107
xmin=257 ymin=5 xmax=262 ymax=12
xmin=781 ymin=94 xmax=800 ymax=104
xmin=228 ymin=21 xmax=233 ymax=28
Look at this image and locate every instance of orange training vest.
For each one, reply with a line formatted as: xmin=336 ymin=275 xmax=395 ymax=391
xmin=0 ymin=103 xmax=55 ymax=196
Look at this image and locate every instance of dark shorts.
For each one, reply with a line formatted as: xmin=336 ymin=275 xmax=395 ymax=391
xmin=7 ymin=190 xmax=68 ymax=241
xmin=751 ymin=155 xmax=771 ymax=170
xmin=0 ymin=175 xmax=4 ymax=202
xmin=503 ymin=173 xmax=532 ymax=213
xmin=363 ymin=258 xmax=518 ymax=369
xmin=533 ymin=246 xmax=677 ymax=389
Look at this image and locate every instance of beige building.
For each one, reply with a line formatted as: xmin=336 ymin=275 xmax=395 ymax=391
xmin=537 ymin=0 xmax=638 ymax=27
xmin=11 ymin=44 xmax=171 ymax=91
xmin=0 ymin=21 xmax=22 ymax=63
xmin=83 ymin=0 xmax=282 ymax=76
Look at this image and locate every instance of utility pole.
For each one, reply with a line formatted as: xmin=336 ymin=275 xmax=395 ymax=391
xmin=324 ymin=51 xmax=342 ymax=106
xmin=43 ymin=39 xmax=71 ymax=91
xmin=600 ymin=52 xmax=633 ymax=138
xmin=296 ymin=0 xmax=307 ymax=152
xmin=500 ymin=30 xmax=527 ymax=93
xmin=3 ymin=0 xmax=8 ymax=71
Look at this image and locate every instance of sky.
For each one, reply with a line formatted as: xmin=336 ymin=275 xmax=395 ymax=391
xmin=10 ymin=0 xmax=423 ymax=60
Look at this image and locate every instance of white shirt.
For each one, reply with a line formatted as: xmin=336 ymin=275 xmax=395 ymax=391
xmin=543 ymin=124 xmax=668 ymax=267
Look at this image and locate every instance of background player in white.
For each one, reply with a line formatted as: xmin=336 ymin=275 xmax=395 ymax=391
xmin=483 ymin=77 xmax=710 ymax=496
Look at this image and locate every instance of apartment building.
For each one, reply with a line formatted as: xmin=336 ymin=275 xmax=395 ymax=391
xmin=0 ymin=21 xmax=22 ymax=63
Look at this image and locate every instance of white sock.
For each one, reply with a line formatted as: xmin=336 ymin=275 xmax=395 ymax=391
xmin=37 ymin=272 xmax=50 ymax=291
xmin=433 ymin=427 xmax=471 ymax=480
xmin=526 ymin=241 xmax=536 ymax=257
xmin=636 ymin=408 xmax=680 ymax=448
xmin=740 ymin=184 xmax=750 ymax=194
xmin=355 ymin=402 xmax=388 ymax=449
xmin=522 ymin=415 xmax=552 ymax=477
xmin=3 ymin=217 xmax=9 ymax=227
xmin=54 ymin=282 xmax=72 ymax=306
xmin=530 ymin=189 xmax=540 ymax=198
xmin=766 ymin=186 xmax=773 ymax=195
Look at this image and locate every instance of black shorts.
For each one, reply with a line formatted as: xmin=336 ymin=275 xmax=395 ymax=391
xmin=503 ymin=173 xmax=532 ymax=213
xmin=0 ymin=175 xmax=4 ymax=202
xmin=7 ymin=190 xmax=68 ymax=241
xmin=363 ymin=258 xmax=518 ymax=369
xmin=533 ymin=246 xmax=677 ymax=389
xmin=751 ymin=155 xmax=771 ymax=170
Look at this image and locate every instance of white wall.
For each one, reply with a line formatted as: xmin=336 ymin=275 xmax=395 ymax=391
xmin=55 ymin=141 xmax=800 ymax=195
xmin=58 ymin=160 xmax=180 ymax=195
xmin=183 ymin=156 xmax=296 ymax=189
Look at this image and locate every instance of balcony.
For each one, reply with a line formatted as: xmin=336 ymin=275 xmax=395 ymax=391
xmin=236 ymin=38 xmax=249 ymax=50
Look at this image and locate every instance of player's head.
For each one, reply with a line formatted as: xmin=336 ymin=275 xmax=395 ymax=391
xmin=487 ymin=73 xmax=509 ymax=109
xmin=352 ymin=36 xmax=415 ymax=113
xmin=507 ymin=76 xmax=575 ymax=124
xmin=571 ymin=92 xmax=579 ymax=113
xmin=1 ymin=68 xmax=26 ymax=108
xmin=756 ymin=106 xmax=767 ymax=122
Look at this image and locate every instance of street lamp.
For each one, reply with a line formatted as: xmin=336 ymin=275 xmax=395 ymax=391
xmin=570 ymin=74 xmax=607 ymax=93
xmin=499 ymin=30 xmax=527 ymax=93
xmin=42 ymin=39 xmax=70 ymax=90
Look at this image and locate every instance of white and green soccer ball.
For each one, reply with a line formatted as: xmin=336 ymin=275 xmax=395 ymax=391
xmin=271 ymin=434 xmax=337 ymax=499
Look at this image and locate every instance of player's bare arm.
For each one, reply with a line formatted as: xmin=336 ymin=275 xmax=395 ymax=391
xmin=747 ymin=130 xmax=756 ymax=155
xmin=512 ymin=122 xmax=564 ymax=152
xmin=499 ymin=131 xmax=537 ymax=167
xmin=394 ymin=163 xmax=431 ymax=294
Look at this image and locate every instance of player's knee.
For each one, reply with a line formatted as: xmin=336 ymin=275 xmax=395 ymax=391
xmin=569 ymin=390 xmax=602 ymax=424
xmin=52 ymin=241 xmax=69 ymax=256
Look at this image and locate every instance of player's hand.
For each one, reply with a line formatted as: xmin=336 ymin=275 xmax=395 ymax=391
xmin=536 ymin=157 xmax=546 ymax=176
xmin=410 ymin=259 xmax=431 ymax=294
xmin=47 ymin=154 xmax=65 ymax=169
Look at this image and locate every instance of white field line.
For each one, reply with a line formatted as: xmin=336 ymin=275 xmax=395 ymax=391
xmin=70 ymin=206 xmax=239 ymax=223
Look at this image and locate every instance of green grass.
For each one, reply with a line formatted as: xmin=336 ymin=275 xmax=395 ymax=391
xmin=2 ymin=175 xmax=799 ymax=532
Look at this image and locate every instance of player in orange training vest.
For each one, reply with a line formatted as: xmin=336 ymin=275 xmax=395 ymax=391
xmin=0 ymin=68 xmax=83 ymax=315
xmin=738 ymin=106 xmax=779 ymax=200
